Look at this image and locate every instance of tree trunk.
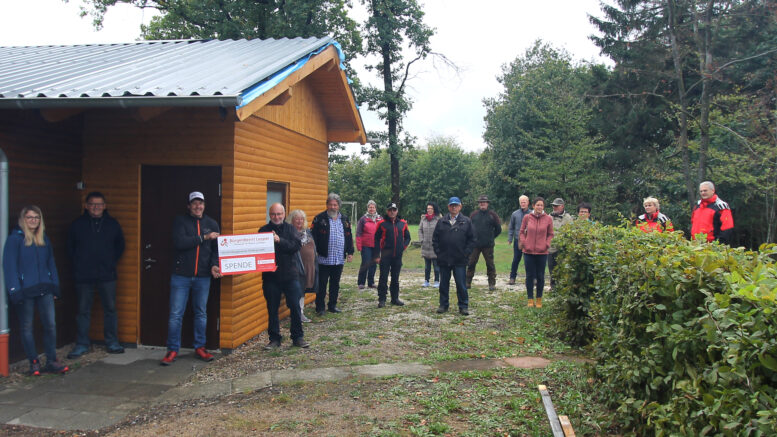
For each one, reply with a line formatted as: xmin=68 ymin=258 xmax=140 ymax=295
xmin=381 ymin=42 xmax=401 ymax=207
xmin=696 ymin=0 xmax=715 ymax=183
xmin=667 ymin=0 xmax=697 ymax=207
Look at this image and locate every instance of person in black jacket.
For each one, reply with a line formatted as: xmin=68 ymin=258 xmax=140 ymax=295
xmin=373 ymin=202 xmax=411 ymax=308
xmin=160 ymin=191 xmax=222 ymax=366
xmin=311 ymin=193 xmax=354 ymax=315
xmin=260 ymin=203 xmax=309 ymax=349
xmin=67 ymin=192 xmax=125 ymax=359
xmin=466 ymin=195 xmax=502 ymax=291
xmin=433 ymin=197 xmax=476 ymax=316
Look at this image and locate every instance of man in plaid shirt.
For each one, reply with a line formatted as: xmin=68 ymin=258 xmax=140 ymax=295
xmin=311 ymin=193 xmax=354 ymax=315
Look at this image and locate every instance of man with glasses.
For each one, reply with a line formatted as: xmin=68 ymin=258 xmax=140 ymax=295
xmin=67 ymin=192 xmax=126 ymax=358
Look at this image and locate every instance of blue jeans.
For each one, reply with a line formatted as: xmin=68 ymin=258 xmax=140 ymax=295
xmin=14 ymin=294 xmax=57 ymax=363
xmin=510 ymin=240 xmax=523 ymax=279
xmin=357 ymin=246 xmax=377 ymax=286
xmin=166 ymin=274 xmax=210 ymax=351
xmin=75 ymin=281 xmax=120 ymax=349
xmin=424 ymin=257 xmax=439 ymax=282
xmin=524 ymin=254 xmax=548 ymax=299
xmin=263 ymin=278 xmax=303 ymax=342
xmin=438 ymin=265 xmax=468 ymax=310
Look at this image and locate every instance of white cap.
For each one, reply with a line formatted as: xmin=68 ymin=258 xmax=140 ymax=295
xmin=188 ymin=191 xmax=205 ymax=203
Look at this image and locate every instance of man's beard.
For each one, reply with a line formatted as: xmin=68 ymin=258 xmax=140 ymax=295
xmin=327 ymin=209 xmax=338 ymax=219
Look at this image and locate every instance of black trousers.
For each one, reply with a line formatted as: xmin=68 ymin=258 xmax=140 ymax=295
xmin=377 ymin=255 xmax=402 ymax=302
xmin=316 ymin=264 xmax=344 ymax=311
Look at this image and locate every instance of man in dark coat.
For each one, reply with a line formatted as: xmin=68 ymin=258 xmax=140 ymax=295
xmin=160 ymin=191 xmax=222 ymax=366
xmin=466 ymin=195 xmax=502 ymax=291
xmin=311 ymin=193 xmax=354 ymax=315
xmin=433 ymin=197 xmax=476 ymax=316
xmin=67 ymin=192 xmax=125 ymax=358
xmin=260 ymin=203 xmax=308 ymax=349
xmin=373 ymin=202 xmax=411 ymax=308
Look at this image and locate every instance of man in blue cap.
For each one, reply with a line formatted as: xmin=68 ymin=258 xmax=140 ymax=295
xmin=432 ymin=197 xmax=475 ymax=316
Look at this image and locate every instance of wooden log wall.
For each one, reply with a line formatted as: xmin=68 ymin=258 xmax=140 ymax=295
xmin=0 ymin=110 xmax=83 ymax=362
xmin=227 ymin=77 xmax=329 ymax=348
xmin=81 ymin=107 xmax=235 ymax=344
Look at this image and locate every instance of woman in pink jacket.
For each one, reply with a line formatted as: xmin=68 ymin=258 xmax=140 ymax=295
xmin=356 ymin=200 xmax=382 ymax=289
xmin=519 ymin=197 xmax=554 ymax=308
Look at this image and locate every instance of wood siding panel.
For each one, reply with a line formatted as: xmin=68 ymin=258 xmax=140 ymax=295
xmin=0 ymin=110 xmax=83 ymax=362
xmin=254 ymin=79 xmax=328 ymax=144
xmin=226 ymin=115 xmax=328 ymax=348
xmin=81 ymin=107 xmax=235 ymax=345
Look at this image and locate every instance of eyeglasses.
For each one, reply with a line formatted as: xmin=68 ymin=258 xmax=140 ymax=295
xmin=24 ymin=216 xmax=41 ymax=221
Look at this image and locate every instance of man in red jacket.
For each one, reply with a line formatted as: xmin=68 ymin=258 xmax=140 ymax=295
xmin=691 ymin=181 xmax=734 ymax=245
xmin=373 ymin=203 xmax=411 ymax=308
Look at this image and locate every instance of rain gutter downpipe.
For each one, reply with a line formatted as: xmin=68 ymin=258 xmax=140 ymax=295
xmin=0 ymin=149 xmax=8 ymax=377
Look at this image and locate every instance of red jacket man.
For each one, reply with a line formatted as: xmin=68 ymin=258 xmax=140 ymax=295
xmin=373 ymin=203 xmax=411 ymax=307
xmin=691 ymin=181 xmax=734 ymax=244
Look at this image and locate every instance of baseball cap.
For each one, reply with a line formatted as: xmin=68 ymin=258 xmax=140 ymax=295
xmin=386 ymin=202 xmax=398 ymax=210
xmin=551 ymin=198 xmax=565 ymax=206
xmin=448 ymin=197 xmax=462 ymax=205
xmin=188 ymin=191 xmax=205 ymax=203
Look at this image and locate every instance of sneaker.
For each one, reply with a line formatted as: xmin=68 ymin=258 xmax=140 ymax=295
xmin=195 ymin=347 xmax=215 ymax=362
xmin=67 ymin=345 xmax=89 ymax=359
xmin=508 ymin=278 xmax=516 ymax=285
xmin=422 ymin=281 xmax=430 ymax=287
xmin=433 ymin=281 xmax=440 ymax=288
xmin=390 ymin=299 xmax=405 ymax=306
xmin=264 ymin=340 xmax=281 ymax=350
xmin=378 ymin=300 xmax=386 ymax=308
xmin=459 ymin=308 xmax=470 ymax=316
xmin=368 ymin=284 xmax=376 ymax=289
xmin=436 ymin=306 xmax=448 ymax=314
xmin=292 ymin=338 xmax=310 ymax=348
xmin=29 ymin=359 xmax=41 ymax=376
xmin=328 ymin=307 xmax=342 ymax=313
xmin=489 ymin=286 xmax=496 ymax=291
xmin=301 ymin=313 xmax=311 ymax=323
xmin=160 ymin=350 xmax=177 ymax=366
xmin=42 ymin=360 xmax=69 ymax=374
xmin=358 ymin=284 xmax=365 ymax=290
xmin=106 ymin=345 xmax=125 ymax=354
xmin=316 ymin=310 xmax=326 ymax=316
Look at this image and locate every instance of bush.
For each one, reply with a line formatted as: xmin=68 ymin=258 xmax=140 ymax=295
xmin=551 ymin=221 xmax=777 ymax=435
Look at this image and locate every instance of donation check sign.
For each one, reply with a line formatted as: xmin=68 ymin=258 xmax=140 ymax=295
xmin=217 ymin=233 xmax=276 ymax=275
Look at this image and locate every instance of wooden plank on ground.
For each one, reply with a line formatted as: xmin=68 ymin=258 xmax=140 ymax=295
xmin=559 ymin=415 xmax=576 ymax=436
xmin=538 ymin=385 xmax=565 ymax=437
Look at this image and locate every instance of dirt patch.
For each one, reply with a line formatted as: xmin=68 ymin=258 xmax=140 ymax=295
xmin=503 ymin=356 xmax=552 ymax=369
xmin=434 ymin=358 xmax=507 ymax=372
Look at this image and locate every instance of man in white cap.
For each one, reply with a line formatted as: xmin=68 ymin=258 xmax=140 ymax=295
xmin=160 ymin=191 xmax=222 ymax=366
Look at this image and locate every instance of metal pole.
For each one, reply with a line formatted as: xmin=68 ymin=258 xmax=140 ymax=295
xmin=0 ymin=149 xmax=9 ymax=376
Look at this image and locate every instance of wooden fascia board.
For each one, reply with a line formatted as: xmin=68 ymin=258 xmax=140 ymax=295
xmin=39 ymin=107 xmax=84 ymax=123
xmin=235 ymin=45 xmax=340 ymax=121
xmin=329 ymin=66 xmax=366 ymax=145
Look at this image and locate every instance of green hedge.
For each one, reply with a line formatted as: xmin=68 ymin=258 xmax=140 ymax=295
xmin=552 ymin=221 xmax=777 ymax=435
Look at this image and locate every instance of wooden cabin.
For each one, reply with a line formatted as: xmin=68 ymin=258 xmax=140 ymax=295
xmin=0 ymin=38 xmax=365 ymax=361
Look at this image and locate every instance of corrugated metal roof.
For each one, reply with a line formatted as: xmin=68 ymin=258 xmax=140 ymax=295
xmin=0 ymin=37 xmax=334 ymax=108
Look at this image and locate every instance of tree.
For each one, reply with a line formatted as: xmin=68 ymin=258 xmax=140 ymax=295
xmin=359 ymin=0 xmax=436 ymax=207
xmin=483 ymin=41 xmax=615 ymax=222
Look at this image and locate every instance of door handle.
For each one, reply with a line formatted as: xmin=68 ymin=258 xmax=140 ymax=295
xmin=144 ymin=257 xmax=157 ymax=263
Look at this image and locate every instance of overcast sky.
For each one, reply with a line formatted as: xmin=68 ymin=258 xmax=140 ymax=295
xmin=0 ymin=0 xmax=611 ymax=154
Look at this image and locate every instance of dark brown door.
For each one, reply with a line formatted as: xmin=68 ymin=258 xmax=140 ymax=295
xmin=140 ymin=165 xmax=221 ymax=348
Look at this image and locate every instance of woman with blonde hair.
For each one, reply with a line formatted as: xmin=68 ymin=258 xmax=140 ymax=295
xmin=288 ymin=209 xmax=317 ymax=323
xmin=635 ymin=197 xmax=674 ymax=233
xmin=2 ymin=206 xmax=68 ymax=375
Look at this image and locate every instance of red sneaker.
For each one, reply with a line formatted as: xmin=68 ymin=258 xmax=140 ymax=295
xmin=194 ymin=347 xmax=214 ymax=362
xmin=160 ymin=350 xmax=177 ymax=366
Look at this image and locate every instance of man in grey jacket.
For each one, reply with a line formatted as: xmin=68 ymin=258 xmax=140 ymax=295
xmin=548 ymin=198 xmax=573 ymax=288
xmin=506 ymin=195 xmax=530 ymax=285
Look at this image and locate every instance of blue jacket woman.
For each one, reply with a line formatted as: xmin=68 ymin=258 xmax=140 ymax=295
xmin=2 ymin=206 xmax=68 ymax=375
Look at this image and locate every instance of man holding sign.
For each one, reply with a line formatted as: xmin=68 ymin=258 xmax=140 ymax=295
xmin=161 ymin=191 xmax=222 ymax=366
xmin=259 ymin=203 xmax=309 ymax=349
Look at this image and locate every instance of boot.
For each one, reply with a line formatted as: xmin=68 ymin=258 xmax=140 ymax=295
xmin=535 ymin=298 xmax=542 ymax=308
xmin=527 ymin=298 xmax=534 ymax=307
